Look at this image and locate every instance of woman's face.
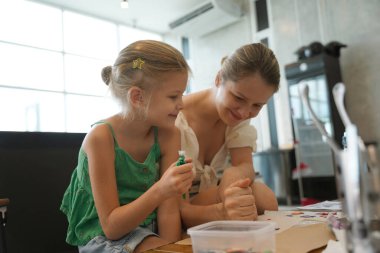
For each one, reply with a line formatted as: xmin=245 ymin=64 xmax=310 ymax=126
xmin=215 ymin=73 xmax=276 ymax=127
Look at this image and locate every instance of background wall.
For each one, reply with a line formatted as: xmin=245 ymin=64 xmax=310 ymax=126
xmin=164 ymin=0 xmax=275 ymax=151
xmin=188 ymin=17 xmax=252 ymax=92
xmin=176 ymin=0 xmax=380 ymax=158
xmin=271 ymin=0 xmax=380 ymax=157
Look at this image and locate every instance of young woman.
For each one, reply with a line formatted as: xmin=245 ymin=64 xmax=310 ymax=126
xmin=176 ymin=43 xmax=280 ymax=228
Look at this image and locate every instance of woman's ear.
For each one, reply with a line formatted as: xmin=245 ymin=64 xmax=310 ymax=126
xmin=215 ymin=71 xmax=222 ymax=87
xmin=129 ymin=87 xmax=144 ymax=107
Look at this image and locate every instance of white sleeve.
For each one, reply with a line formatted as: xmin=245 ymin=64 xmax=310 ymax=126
xmin=175 ymin=111 xmax=199 ymax=164
xmin=225 ymin=120 xmax=257 ymax=152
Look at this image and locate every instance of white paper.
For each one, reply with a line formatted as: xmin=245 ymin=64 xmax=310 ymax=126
xmin=297 ymin=200 xmax=341 ymax=211
xmin=322 ymin=240 xmax=347 ymax=253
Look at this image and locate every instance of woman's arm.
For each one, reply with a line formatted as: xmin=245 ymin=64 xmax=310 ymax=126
xmin=217 ymin=147 xmax=255 ymax=200
xmin=252 ymin=181 xmax=279 ymax=214
xmin=180 ymin=147 xmax=257 ymax=228
xmin=180 ymin=179 xmax=259 ymax=229
xmin=182 ymin=146 xmax=277 ymax=228
xmin=220 ymin=146 xmax=278 ymax=214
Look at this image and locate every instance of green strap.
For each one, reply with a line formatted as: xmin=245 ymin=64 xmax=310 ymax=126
xmin=153 ymin=126 xmax=158 ymax=144
xmin=91 ymin=122 xmax=158 ymax=147
xmin=91 ymin=121 xmax=119 ymax=147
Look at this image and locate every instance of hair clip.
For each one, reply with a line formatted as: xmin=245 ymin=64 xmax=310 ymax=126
xmin=132 ymin=58 xmax=145 ymax=69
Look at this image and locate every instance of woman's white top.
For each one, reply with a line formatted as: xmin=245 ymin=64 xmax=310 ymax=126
xmin=175 ymin=111 xmax=257 ymax=195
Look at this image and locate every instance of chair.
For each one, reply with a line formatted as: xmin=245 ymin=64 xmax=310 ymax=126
xmin=0 ymin=198 xmax=9 ymax=253
xmin=0 ymin=131 xmax=83 ymax=253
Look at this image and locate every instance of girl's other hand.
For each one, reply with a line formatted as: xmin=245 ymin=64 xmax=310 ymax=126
xmin=158 ymin=158 xmax=194 ymax=199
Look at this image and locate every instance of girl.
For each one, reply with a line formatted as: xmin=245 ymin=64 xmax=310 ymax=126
xmin=176 ymin=43 xmax=279 ymax=228
xmin=61 ymin=40 xmax=194 ymax=253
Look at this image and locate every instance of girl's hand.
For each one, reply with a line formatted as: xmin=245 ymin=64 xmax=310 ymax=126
xmin=223 ymin=178 xmax=258 ymax=220
xmin=157 ymin=158 xmax=194 ymax=199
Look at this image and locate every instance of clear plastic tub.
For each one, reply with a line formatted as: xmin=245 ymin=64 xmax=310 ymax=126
xmin=187 ymin=221 xmax=276 ymax=253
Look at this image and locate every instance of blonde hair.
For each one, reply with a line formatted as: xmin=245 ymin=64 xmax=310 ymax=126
xmin=220 ymin=43 xmax=280 ymax=91
xmin=101 ymin=40 xmax=191 ymax=119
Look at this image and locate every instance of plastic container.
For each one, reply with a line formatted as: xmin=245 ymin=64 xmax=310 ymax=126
xmin=187 ymin=221 xmax=276 ymax=253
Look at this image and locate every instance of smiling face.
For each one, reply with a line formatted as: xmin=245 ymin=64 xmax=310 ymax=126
xmin=146 ymin=71 xmax=188 ymax=128
xmin=215 ymin=73 xmax=276 ymax=127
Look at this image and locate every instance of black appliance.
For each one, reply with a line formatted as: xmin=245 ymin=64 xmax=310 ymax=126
xmin=285 ymin=52 xmax=345 ymax=201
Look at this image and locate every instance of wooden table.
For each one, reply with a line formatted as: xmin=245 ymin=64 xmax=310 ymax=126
xmin=145 ymin=210 xmax=338 ymax=253
xmin=145 ymin=244 xmax=192 ymax=253
xmin=145 ymin=243 xmax=326 ymax=253
xmin=145 ymin=222 xmax=335 ymax=253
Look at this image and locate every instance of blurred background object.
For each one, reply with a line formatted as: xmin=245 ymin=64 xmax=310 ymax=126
xmin=295 ymin=41 xmax=347 ymax=60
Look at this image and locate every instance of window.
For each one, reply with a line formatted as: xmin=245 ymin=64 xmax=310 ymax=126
xmin=0 ymin=43 xmax=64 ymax=91
xmin=181 ymin=37 xmax=190 ymax=60
xmin=64 ymin=55 xmax=110 ymax=96
xmin=255 ymin=0 xmax=269 ymax=31
xmin=249 ymin=0 xmax=276 ymax=151
xmin=0 ymin=1 xmax=162 ymax=133
xmin=0 ymin=1 xmax=63 ymax=51
xmin=0 ymin=87 xmax=65 ymax=132
xmin=65 ymin=94 xmax=117 ymax=133
xmin=63 ymin=11 xmax=118 ymax=59
xmin=119 ymin=26 xmax=162 ymax=47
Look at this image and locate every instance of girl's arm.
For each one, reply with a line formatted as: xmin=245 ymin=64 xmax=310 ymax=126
xmin=85 ymin=125 xmax=192 ymax=241
xmin=180 ymin=192 xmax=225 ymax=228
xmin=157 ymin=126 xmax=186 ymax=242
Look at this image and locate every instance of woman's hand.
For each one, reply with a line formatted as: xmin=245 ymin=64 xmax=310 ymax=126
xmin=157 ymin=159 xmax=194 ymax=199
xmin=222 ymin=178 xmax=258 ymax=220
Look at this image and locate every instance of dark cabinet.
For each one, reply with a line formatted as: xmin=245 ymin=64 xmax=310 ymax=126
xmin=284 ymin=53 xmax=343 ymax=203
xmin=285 ymin=53 xmax=345 ymax=178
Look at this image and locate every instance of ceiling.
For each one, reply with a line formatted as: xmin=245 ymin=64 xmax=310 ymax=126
xmin=29 ymin=0 xmax=207 ymax=34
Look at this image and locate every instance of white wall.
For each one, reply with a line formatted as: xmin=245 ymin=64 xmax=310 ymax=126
xmin=270 ymin=0 xmax=380 ymax=157
xmin=164 ymin=0 xmax=380 ymax=158
xmin=187 ymin=19 xmax=253 ymax=92
xmin=163 ymin=0 xmax=274 ymax=151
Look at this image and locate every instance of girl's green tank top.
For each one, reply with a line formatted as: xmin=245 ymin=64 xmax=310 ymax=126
xmin=60 ymin=121 xmax=161 ymax=246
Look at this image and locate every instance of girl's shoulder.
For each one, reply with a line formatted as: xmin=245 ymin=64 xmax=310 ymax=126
xmin=82 ymin=122 xmax=116 ymax=153
xmin=88 ymin=115 xmax=121 ymax=140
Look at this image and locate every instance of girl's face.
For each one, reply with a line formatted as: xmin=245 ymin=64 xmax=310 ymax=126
xmin=146 ymin=71 xmax=188 ymax=128
xmin=215 ymin=73 xmax=276 ymax=127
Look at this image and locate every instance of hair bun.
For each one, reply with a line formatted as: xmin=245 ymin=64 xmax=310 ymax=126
xmin=101 ymin=66 xmax=112 ymax=85
xmin=221 ymin=56 xmax=228 ymax=65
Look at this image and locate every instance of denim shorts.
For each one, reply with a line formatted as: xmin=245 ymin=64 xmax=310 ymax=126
xmin=78 ymin=226 xmax=157 ymax=253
